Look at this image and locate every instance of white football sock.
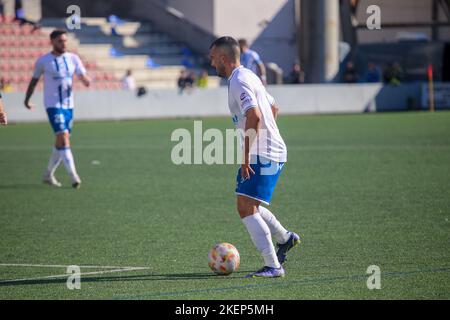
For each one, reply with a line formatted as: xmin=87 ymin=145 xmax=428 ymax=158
xmin=258 ymin=206 xmax=291 ymax=244
xmin=58 ymin=147 xmax=79 ymax=182
xmin=242 ymin=213 xmax=280 ymax=269
xmin=46 ymin=147 xmax=62 ymax=176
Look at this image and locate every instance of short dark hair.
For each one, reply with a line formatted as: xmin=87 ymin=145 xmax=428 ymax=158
xmin=238 ymin=39 xmax=248 ymax=47
xmin=209 ymin=36 xmax=240 ymax=60
xmin=50 ymin=29 xmax=67 ymax=40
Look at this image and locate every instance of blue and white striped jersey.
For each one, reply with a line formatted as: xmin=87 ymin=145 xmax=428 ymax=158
xmin=32 ymin=52 xmax=86 ymax=109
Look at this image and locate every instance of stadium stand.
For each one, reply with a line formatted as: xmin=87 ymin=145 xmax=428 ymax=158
xmin=0 ymin=15 xmax=122 ymax=92
xmin=0 ymin=15 xmax=219 ymax=92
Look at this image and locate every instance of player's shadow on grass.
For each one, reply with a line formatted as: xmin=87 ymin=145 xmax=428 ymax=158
xmin=0 ymin=183 xmax=77 ymax=190
xmin=0 ymin=270 xmax=253 ymax=287
xmin=0 ymin=183 xmax=48 ymax=190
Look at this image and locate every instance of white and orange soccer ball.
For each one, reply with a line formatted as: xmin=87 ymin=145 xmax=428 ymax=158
xmin=208 ymin=243 xmax=240 ymax=275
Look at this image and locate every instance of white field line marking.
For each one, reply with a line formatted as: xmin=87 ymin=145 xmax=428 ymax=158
xmin=0 ymin=263 xmax=146 ymax=269
xmin=0 ymin=267 xmax=149 ymax=284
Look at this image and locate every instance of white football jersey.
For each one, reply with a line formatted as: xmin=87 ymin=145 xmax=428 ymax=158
xmin=32 ymin=52 xmax=86 ymax=109
xmin=228 ymin=65 xmax=287 ymax=163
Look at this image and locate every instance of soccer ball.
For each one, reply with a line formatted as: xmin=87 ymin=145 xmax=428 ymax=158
xmin=208 ymin=243 xmax=240 ymax=275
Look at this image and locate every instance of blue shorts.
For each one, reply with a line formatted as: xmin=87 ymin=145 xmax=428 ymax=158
xmin=235 ymin=156 xmax=285 ymax=205
xmin=46 ymin=108 xmax=73 ymax=134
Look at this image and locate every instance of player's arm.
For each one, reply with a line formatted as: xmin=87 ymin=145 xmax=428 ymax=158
xmin=25 ymin=58 xmax=44 ymax=110
xmin=242 ymin=107 xmax=262 ymax=179
xmin=24 ymin=77 xmax=39 ymax=110
xmin=266 ymin=92 xmax=278 ymax=120
xmin=257 ymin=62 xmax=267 ymax=85
xmin=78 ymin=74 xmax=91 ymax=87
xmin=74 ymin=55 xmax=91 ymax=87
xmin=0 ymin=94 xmax=7 ymax=125
xmin=271 ymin=104 xmax=279 ymax=120
xmin=252 ymin=51 xmax=267 ymax=85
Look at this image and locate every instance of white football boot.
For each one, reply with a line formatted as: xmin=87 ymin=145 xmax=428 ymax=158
xmin=43 ymin=173 xmax=62 ymax=188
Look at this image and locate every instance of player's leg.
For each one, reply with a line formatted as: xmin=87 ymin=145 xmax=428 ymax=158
xmin=56 ymin=130 xmax=81 ymax=188
xmin=258 ymin=206 xmax=290 ymax=244
xmin=43 ymin=108 xmax=63 ymax=187
xmin=43 ymin=143 xmax=62 ymax=186
xmin=259 ymin=205 xmax=300 ymax=264
xmin=237 ymin=195 xmax=284 ymax=278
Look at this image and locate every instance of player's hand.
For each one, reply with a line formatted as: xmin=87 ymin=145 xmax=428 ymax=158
xmin=24 ymin=100 xmax=34 ymax=110
xmin=241 ymin=163 xmax=255 ymax=180
xmin=80 ymin=74 xmax=91 ymax=88
xmin=0 ymin=112 xmax=7 ymax=125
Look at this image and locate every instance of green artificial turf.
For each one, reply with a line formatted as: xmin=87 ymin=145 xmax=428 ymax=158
xmin=0 ymin=112 xmax=449 ymax=299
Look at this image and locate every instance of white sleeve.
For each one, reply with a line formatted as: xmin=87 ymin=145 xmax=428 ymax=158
xmin=73 ymin=54 xmax=87 ymax=76
xmin=231 ymin=80 xmax=258 ymax=115
xmin=32 ymin=58 xmax=44 ymax=79
xmin=266 ymin=91 xmax=276 ymax=107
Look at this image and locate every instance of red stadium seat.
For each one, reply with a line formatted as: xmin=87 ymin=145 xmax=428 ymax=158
xmin=38 ymin=38 xmax=48 ymax=46
xmin=4 ymin=15 xmax=14 ymax=23
xmin=9 ymin=74 xmax=20 ymax=84
xmin=18 ymin=74 xmax=28 ymax=83
xmin=10 ymin=63 xmax=19 ymax=72
xmin=10 ymin=50 xmax=19 ymax=58
xmin=0 ymin=64 xmax=10 ymax=72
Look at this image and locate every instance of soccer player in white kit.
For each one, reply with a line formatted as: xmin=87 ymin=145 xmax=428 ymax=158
xmin=209 ymin=37 xmax=300 ymax=278
xmin=24 ymin=29 xmax=91 ymax=188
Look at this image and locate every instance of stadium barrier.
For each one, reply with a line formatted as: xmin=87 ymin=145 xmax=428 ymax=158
xmin=3 ymin=83 xmax=448 ymax=123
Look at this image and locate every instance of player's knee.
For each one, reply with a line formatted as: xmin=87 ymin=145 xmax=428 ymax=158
xmin=236 ymin=205 xmax=245 ymax=218
xmin=55 ymin=132 xmax=70 ymax=148
xmin=237 ymin=199 xmax=257 ymax=218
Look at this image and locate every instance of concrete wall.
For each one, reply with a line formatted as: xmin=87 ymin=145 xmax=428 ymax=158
xmin=243 ymin=0 xmax=297 ymax=75
xmin=167 ymin=0 xmax=214 ymax=34
xmin=4 ymin=83 xmax=443 ymax=124
xmin=213 ymin=0 xmax=288 ymax=43
xmin=157 ymin=0 xmax=296 ymax=74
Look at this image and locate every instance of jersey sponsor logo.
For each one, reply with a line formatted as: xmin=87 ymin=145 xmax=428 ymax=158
xmin=240 ymin=93 xmax=246 ymax=101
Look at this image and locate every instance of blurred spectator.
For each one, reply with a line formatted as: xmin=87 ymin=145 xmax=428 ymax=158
xmin=363 ymin=62 xmax=382 ymax=83
xmin=178 ymin=70 xmax=195 ymax=94
xmin=287 ymin=62 xmax=305 ymax=84
xmin=350 ymin=0 xmax=359 ymax=25
xmin=0 ymin=0 xmax=5 ymax=23
xmin=383 ymin=62 xmax=404 ymax=86
xmin=186 ymin=72 xmax=195 ymax=88
xmin=136 ymin=86 xmax=147 ymax=98
xmin=0 ymin=77 xmax=13 ymax=93
xmin=177 ymin=70 xmax=187 ymax=94
xmin=343 ymin=61 xmax=358 ymax=83
xmin=108 ymin=14 xmax=123 ymax=36
xmin=238 ymin=39 xmax=267 ymax=85
xmin=121 ymin=69 xmax=136 ymax=91
xmin=196 ymin=70 xmax=208 ymax=88
xmin=14 ymin=0 xmax=40 ymax=31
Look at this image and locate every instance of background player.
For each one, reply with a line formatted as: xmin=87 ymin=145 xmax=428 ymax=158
xmin=24 ymin=29 xmax=91 ymax=188
xmin=238 ymin=38 xmax=267 ymax=85
xmin=210 ymin=36 xmax=300 ymax=278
